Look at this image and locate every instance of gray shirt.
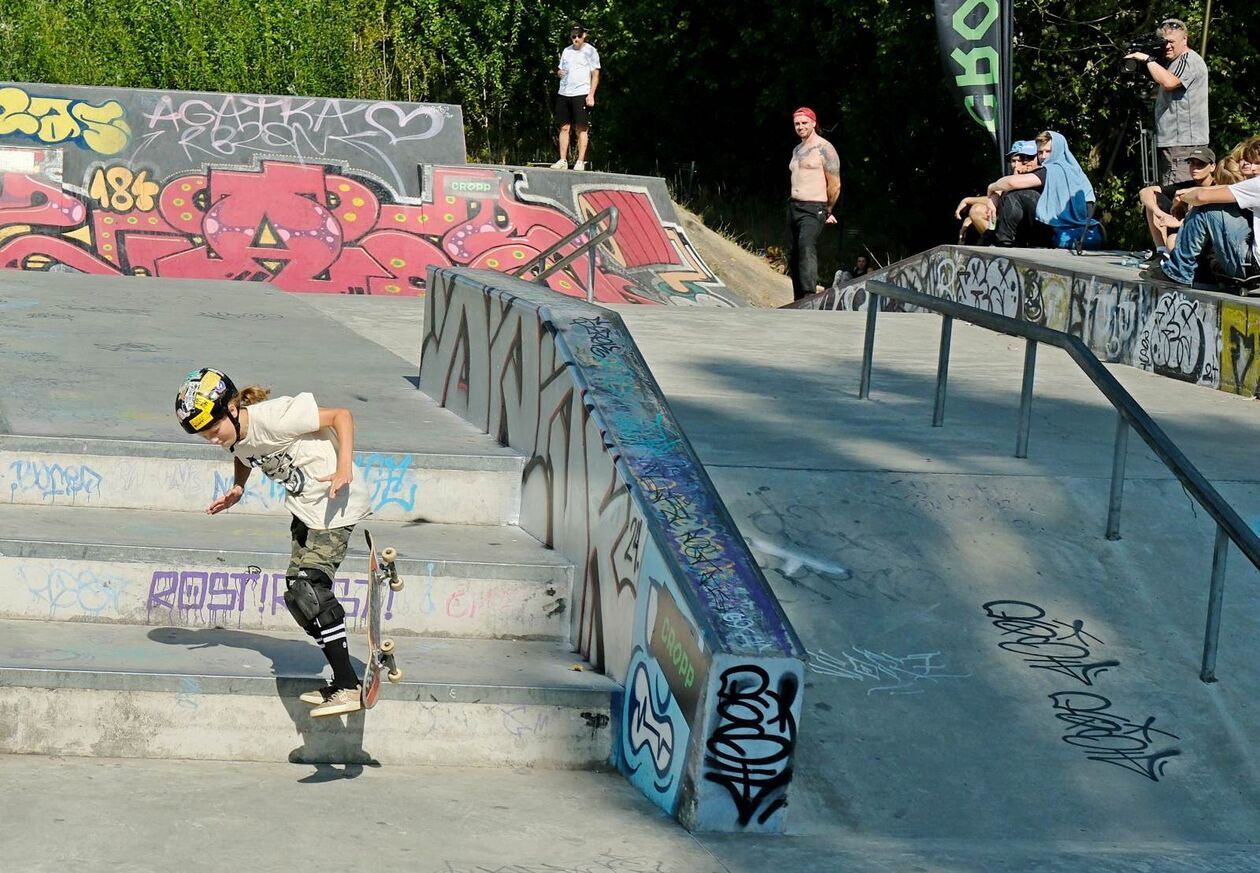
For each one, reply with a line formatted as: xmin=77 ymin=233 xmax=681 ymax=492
xmin=1155 ymin=49 xmax=1209 ymax=147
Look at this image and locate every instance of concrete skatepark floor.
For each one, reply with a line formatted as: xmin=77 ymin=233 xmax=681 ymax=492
xmin=4 ymin=281 xmax=1260 ymax=871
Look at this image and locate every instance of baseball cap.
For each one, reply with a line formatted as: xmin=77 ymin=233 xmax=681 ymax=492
xmin=1006 ymin=140 xmax=1037 ymax=158
xmin=1184 ymin=146 xmax=1216 ymax=163
xmin=792 ymin=107 xmax=817 ymax=125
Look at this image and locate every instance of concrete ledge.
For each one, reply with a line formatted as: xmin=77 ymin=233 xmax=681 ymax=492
xmin=791 ymin=245 xmax=1260 ymax=399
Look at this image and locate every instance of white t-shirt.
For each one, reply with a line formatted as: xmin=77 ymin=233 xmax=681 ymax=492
xmin=231 ymin=393 xmax=371 ymax=530
xmin=1229 ymin=177 xmax=1260 ymax=265
xmin=558 ymin=44 xmax=600 ymax=97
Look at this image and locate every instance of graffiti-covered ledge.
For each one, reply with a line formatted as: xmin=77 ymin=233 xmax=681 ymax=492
xmin=419 ymin=267 xmax=806 ymax=834
xmin=791 ymin=245 xmax=1260 ymax=398
xmin=0 ymin=81 xmax=733 ymax=305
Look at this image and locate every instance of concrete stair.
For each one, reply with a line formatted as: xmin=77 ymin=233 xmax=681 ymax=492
xmin=0 ymin=413 xmax=613 ymax=768
xmin=0 ymin=434 xmax=522 ymax=525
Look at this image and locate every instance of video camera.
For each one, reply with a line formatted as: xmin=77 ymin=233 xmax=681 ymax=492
xmin=1122 ymin=34 xmax=1170 ymax=72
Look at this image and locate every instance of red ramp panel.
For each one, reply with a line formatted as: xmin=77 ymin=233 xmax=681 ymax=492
xmin=578 ymin=189 xmax=681 ymax=269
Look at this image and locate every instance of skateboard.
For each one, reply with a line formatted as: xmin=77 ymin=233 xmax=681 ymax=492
xmin=362 ymin=529 xmax=404 ymax=709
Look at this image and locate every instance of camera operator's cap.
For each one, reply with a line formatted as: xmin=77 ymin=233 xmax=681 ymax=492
xmin=1185 ymin=146 xmax=1216 ymax=164
xmin=1006 ymin=140 xmax=1037 ymax=157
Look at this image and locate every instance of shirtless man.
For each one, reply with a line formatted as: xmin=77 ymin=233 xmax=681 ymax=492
xmin=787 ymin=107 xmax=841 ymax=300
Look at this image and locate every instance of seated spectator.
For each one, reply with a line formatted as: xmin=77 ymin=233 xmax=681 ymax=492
xmin=1149 ymin=174 xmax=1260 ymax=287
xmin=1138 ymin=146 xmax=1217 ymax=255
xmin=1220 ymin=136 xmax=1260 ymax=183
xmin=1215 ymin=156 xmax=1245 ymax=185
xmin=954 ymin=140 xmax=1048 ymax=247
xmin=835 ymin=253 xmax=874 ymax=284
xmin=954 ymin=131 xmax=1099 ymax=248
xmin=1032 ymin=130 xmax=1102 ymax=248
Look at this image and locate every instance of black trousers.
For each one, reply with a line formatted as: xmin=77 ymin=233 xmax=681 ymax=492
xmin=992 ymin=188 xmax=1049 ymax=247
xmin=788 ymin=200 xmax=828 ymax=300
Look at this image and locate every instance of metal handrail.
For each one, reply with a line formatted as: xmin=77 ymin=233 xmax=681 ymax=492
xmin=513 ymin=206 xmax=619 ymax=304
xmin=863 ymin=279 xmax=1260 ymax=682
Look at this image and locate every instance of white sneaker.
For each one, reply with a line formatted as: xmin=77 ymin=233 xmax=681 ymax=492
xmin=550 ymin=158 xmax=568 ymax=169
xmin=573 ymin=160 xmax=587 ymax=171
xmin=310 ymin=685 xmax=362 ymax=718
xmin=299 ymin=685 xmax=335 ymax=705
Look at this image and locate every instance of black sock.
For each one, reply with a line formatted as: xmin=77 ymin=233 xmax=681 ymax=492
xmin=315 ymin=621 xmax=359 ymax=690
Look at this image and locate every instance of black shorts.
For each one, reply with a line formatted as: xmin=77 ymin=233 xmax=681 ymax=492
xmin=554 ymin=94 xmax=590 ymax=128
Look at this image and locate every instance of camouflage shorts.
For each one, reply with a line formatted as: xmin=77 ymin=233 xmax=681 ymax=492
xmin=287 ymin=516 xmax=354 ymax=579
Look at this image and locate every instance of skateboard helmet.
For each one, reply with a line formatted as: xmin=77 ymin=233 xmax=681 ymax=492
xmin=176 ymin=367 xmax=238 ymax=434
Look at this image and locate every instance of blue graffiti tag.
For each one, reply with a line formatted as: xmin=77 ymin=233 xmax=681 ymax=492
xmin=8 ymin=460 xmax=104 ymax=504
xmin=355 ymin=453 xmax=418 ymax=512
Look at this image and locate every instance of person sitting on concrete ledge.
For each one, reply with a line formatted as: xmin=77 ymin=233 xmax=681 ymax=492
xmin=1138 ymin=146 xmax=1218 ymax=257
xmin=954 ymin=139 xmax=1049 ymax=247
xmin=1219 ymin=136 xmax=1260 ymax=184
xmin=955 ymin=131 xmax=1100 ymax=250
xmin=1146 ymin=175 xmax=1260 ymax=288
xmin=1032 ymin=130 xmax=1102 ymax=249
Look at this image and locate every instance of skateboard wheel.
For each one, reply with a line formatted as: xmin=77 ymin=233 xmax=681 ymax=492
xmin=382 ymin=547 xmax=397 ymax=563
xmin=389 ymin=577 xmax=404 ymax=592
xmin=388 ymin=668 xmax=403 ymax=683
xmin=381 ymin=638 xmax=395 ymax=654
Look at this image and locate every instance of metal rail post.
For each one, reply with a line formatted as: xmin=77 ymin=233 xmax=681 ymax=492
xmin=1015 ymin=339 xmax=1037 ymax=458
xmin=1200 ymin=525 xmax=1231 ymax=682
xmin=587 ymin=231 xmax=596 ymax=304
xmin=933 ymin=316 xmax=953 ymax=427
xmin=1106 ymin=412 xmax=1129 ymax=540
xmin=858 ymin=294 xmax=879 ymax=399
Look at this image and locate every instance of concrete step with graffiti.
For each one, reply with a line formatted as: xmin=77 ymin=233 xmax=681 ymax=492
xmin=0 ymin=434 xmax=523 ymax=526
xmin=0 ymin=618 xmax=615 ymax=768
xmin=0 ymin=503 xmax=573 ymax=641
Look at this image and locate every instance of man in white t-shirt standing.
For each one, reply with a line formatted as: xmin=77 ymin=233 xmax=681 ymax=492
xmin=1152 ymin=177 xmax=1260 ymax=286
xmin=551 ymin=24 xmax=600 ymax=171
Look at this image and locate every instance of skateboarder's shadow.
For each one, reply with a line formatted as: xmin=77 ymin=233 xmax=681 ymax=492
xmin=148 ymin=627 xmax=381 ymax=781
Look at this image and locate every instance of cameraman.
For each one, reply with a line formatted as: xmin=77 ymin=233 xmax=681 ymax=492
xmin=1126 ymin=18 xmax=1209 ymax=184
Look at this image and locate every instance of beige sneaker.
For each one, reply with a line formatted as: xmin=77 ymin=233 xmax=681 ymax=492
xmin=549 ymin=158 xmax=568 ymax=169
xmin=299 ymin=685 xmax=335 ymax=706
xmin=310 ymin=686 xmax=362 ymax=718
xmin=573 ymin=160 xmax=587 ymax=171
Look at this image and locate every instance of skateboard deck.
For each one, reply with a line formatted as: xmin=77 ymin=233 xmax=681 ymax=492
xmin=362 ymin=529 xmax=403 ymax=709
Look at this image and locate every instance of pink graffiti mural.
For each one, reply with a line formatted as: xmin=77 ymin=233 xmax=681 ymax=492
xmin=0 ymin=160 xmax=725 ymax=303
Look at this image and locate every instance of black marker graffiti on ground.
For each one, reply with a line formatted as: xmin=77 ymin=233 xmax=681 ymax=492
xmin=1049 ymin=691 xmax=1181 ymax=781
xmin=982 ymin=600 xmax=1118 ymax=685
xmin=982 ymin=599 xmax=1181 ymax=782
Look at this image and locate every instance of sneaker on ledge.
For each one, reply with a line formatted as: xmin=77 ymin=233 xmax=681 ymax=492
xmin=573 ymin=160 xmax=587 ymax=171
xmin=550 ymin=158 xmax=568 ymax=169
xmin=299 ymin=684 xmax=335 ymax=706
xmin=310 ymin=686 xmax=362 ymax=718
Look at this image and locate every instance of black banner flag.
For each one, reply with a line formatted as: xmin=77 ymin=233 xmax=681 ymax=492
xmin=935 ymin=0 xmax=1013 ymax=169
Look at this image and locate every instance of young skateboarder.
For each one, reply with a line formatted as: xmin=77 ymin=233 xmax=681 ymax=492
xmin=175 ymin=367 xmax=371 ymax=717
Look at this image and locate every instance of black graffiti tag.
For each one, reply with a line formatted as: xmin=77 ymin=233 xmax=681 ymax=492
xmin=982 ymin=600 xmax=1118 ymax=685
xmin=572 ymin=316 xmax=621 ymax=359
xmin=1049 ymin=691 xmax=1181 ymax=781
xmin=703 ymin=665 xmax=798 ymax=827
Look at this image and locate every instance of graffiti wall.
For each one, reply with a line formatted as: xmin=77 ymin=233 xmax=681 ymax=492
xmin=791 ymin=245 xmax=1257 ymax=395
xmin=418 ymin=267 xmax=803 ymax=832
xmin=0 ymin=82 xmax=732 ymax=305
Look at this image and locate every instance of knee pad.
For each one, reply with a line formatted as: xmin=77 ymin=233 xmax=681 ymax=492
xmin=283 ymin=567 xmax=345 ymax=629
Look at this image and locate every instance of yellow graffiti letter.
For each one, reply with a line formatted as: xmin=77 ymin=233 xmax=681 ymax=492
xmin=71 ymin=100 xmax=131 ymax=155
